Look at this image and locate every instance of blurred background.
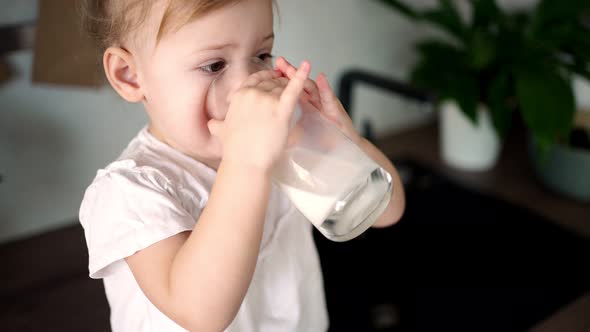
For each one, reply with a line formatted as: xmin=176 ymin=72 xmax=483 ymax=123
xmin=1 ymin=0 xmax=589 ymax=331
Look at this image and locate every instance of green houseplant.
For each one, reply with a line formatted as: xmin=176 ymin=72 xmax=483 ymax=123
xmin=377 ymin=0 xmax=590 ymax=157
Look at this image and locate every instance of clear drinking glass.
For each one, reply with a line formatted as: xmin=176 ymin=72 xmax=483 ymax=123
xmin=208 ymin=57 xmax=393 ymax=242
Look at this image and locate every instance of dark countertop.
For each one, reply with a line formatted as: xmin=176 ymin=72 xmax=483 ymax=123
xmin=0 ymin=224 xmax=110 ymax=332
xmin=373 ymin=120 xmax=590 ymax=332
xmin=378 ymin=119 xmax=590 ymax=239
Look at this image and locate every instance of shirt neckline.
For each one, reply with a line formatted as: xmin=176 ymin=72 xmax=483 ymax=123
xmin=138 ymin=126 xmax=218 ymax=178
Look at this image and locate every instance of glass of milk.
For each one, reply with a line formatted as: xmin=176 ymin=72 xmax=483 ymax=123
xmin=208 ymin=57 xmax=393 ymax=242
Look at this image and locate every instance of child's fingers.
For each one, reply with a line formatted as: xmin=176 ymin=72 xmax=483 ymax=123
xmin=276 ymin=57 xmax=315 ymax=88
xmin=255 ymin=77 xmax=289 ymax=93
xmin=276 ymin=77 xmax=289 ymax=86
xmin=279 ymin=61 xmax=311 ymax=117
xmin=255 ymin=80 xmax=279 ymax=93
xmin=276 ymin=56 xmax=297 ymax=77
xmin=277 ymin=57 xmax=321 ymax=107
xmin=306 ymin=82 xmax=322 ymax=111
xmin=317 ymin=73 xmax=340 ymax=111
xmin=300 ymin=78 xmax=321 ymax=110
xmin=270 ymin=86 xmax=285 ymax=97
xmin=241 ymin=69 xmax=282 ymax=88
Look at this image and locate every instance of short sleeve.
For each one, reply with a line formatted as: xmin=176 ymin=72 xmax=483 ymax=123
xmin=79 ymin=161 xmax=200 ymax=279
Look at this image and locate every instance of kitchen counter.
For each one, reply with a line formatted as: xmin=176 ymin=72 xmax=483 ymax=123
xmin=372 ymin=120 xmax=590 ymax=332
xmin=378 ymin=119 xmax=590 ymax=239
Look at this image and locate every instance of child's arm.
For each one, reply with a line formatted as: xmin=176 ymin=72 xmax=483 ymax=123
xmin=275 ymin=57 xmax=406 ymax=228
xmin=125 ymin=63 xmax=311 ymax=332
xmin=126 ymin=161 xmax=271 ymax=331
xmin=356 ymin=137 xmax=406 ymax=227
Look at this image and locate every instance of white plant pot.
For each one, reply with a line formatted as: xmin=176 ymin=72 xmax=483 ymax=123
xmin=439 ymin=100 xmax=500 ymax=171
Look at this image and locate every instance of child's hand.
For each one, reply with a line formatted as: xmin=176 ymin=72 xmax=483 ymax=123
xmin=275 ymin=57 xmax=363 ymax=145
xmin=208 ymin=61 xmax=311 ymax=172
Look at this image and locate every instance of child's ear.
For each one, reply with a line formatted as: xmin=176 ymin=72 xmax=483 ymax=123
xmin=103 ymin=47 xmax=144 ymax=103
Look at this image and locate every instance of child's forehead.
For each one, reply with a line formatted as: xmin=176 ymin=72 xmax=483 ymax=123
xmin=128 ymin=0 xmax=274 ymax=53
xmin=153 ymin=0 xmax=255 ymax=40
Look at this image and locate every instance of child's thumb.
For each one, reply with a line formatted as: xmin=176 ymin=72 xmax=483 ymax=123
xmin=317 ymin=73 xmax=337 ymax=107
xmin=317 ymin=73 xmax=342 ymax=118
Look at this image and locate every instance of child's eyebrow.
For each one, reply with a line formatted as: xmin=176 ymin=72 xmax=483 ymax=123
xmin=199 ymin=33 xmax=275 ymax=52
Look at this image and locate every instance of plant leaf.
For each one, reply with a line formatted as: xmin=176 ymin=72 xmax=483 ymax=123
xmin=416 ymin=40 xmax=465 ymax=63
xmin=412 ymin=60 xmax=479 ymax=123
xmin=515 ymin=64 xmax=575 ymax=149
xmin=566 ymin=58 xmax=590 ymax=82
xmin=378 ymin=0 xmax=468 ymax=43
xmin=565 ymin=24 xmax=590 ymax=59
xmin=468 ymin=28 xmax=497 ymax=70
xmin=487 ymin=71 xmax=513 ymax=138
xmin=410 ymin=56 xmax=447 ymax=93
xmin=536 ymin=0 xmax=590 ymax=24
xmin=534 ymin=21 xmax=590 ymax=60
xmin=469 ymin=0 xmax=502 ymax=27
xmin=448 ymin=74 xmax=479 ymax=124
xmin=532 ymin=0 xmax=590 ymax=34
xmin=410 ymin=38 xmax=478 ymax=122
xmin=410 ymin=40 xmax=467 ymax=91
xmin=422 ymin=0 xmax=468 ymax=43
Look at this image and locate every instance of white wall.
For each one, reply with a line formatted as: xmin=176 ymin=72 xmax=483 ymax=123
xmin=0 ymin=0 xmax=437 ymax=243
xmin=0 ymin=2 xmax=147 ymax=243
xmin=0 ymin=53 xmax=148 ymax=243
xmin=273 ymin=0 xmax=436 ymax=134
xmin=0 ymin=0 xmax=587 ymax=243
xmin=0 ymin=0 xmax=37 ymax=24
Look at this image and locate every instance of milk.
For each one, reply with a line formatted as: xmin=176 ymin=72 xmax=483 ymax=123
xmin=278 ymin=183 xmax=339 ymax=227
xmin=273 ymin=146 xmax=377 ymax=227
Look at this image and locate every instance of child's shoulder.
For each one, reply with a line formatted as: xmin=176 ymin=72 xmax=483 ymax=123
xmin=80 ymin=127 xmax=215 ymax=222
xmin=90 ymin=127 xmax=215 ymax=195
xmin=79 ymin=147 xmax=205 ymax=279
xmin=87 ymin=137 xmax=177 ymax=198
xmin=83 ymin=159 xmax=209 ymax=218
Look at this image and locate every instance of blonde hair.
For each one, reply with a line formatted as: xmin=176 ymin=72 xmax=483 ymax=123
xmin=81 ymin=0 xmax=244 ymax=52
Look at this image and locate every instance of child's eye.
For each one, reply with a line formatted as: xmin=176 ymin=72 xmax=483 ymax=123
xmin=199 ymin=61 xmax=227 ymax=74
xmin=258 ymin=53 xmax=274 ymax=62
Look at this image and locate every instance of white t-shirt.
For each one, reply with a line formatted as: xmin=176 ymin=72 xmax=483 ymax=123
xmin=79 ymin=127 xmax=329 ymax=332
